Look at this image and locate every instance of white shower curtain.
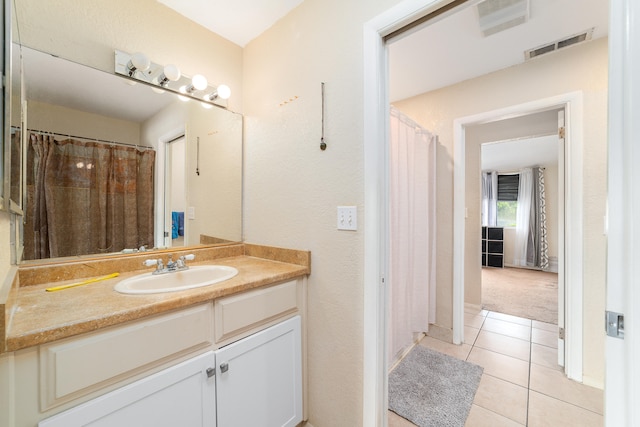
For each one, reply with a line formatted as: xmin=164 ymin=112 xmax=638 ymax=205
xmin=389 ymin=107 xmax=437 ymax=366
xmin=514 ymin=168 xmax=533 ymax=267
xmin=481 ymin=171 xmax=498 ymax=226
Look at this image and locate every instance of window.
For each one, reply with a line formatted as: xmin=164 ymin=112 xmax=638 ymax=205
xmin=497 ymin=174 xmax=519 ymax=227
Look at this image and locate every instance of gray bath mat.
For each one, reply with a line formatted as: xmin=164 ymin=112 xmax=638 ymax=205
xmin=389 ymin=345 xmax=483 ymax=427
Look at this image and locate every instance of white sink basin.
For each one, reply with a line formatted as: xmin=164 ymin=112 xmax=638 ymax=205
xmin=114 ymin=265 xmax=238 ymax=294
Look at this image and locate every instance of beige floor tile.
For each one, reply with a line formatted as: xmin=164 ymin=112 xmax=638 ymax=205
xmin=473 ymin=374 xmax=528 ymax=425
xmin=465 ymin=404 xmax=525 ymax=427
xmin=474 ymin=330 xmax=530 ymax=361
xmin=487 ymin=311 xmax=532 ymax=327
xmin=528 ymin=391 xmax=603 ymax=427
xmin=467 ymin=347 xmax=530 ymax=387
xmin=531 ymin=327 xmax=558 ymax=348
xmin=388 ymin=410 xmax=416 ymax=427
xmin=532 ymin=319 xmax=558 ymax=332
xmin=465 ymin=312 xmax=487 ymax=328
xmin=465 ymin=326 xmax=481 ymax=345
xmin=482 ymin=317 xmax=532 ymax=341
xmin=419 ymin=335 xmax=472 ymax=360
xmin=531 ymin=343 xmax=562 ymax=370
xmin=465 ymin=306 xmax=489 ymax=317
xmin=529 ymin=363 xmax=603 ymax=414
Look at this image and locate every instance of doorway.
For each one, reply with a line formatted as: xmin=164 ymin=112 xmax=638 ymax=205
xmin=164 ymin=135 xmax=187 ymax=248
xmin=476 ymin=112 xmax=564 ymax=374
xmin=363 ymin=0 xmax=603 ymax=422
xmin=475 ymin=111 xmax=562 ymax=327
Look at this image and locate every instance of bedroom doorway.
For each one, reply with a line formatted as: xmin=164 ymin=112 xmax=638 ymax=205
xmin=476 ymin=109 xmax=562 ymax=329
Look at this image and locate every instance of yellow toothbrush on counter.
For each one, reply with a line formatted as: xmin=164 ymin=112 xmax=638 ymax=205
xmin=45 ymin=273 xmax=120 ymax=292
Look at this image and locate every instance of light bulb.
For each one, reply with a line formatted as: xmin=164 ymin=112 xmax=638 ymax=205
xmin=157 ymin=64 xmax=181 ymax=87
xmin=203 ymin=84 xmax=231 ymax=102
xmin=216 ymin=84 xmax=231 ymax=99
xmin=191 ymin=74 xmax=208 ymax=91
xmin=164 ymin=64 xmax=181 ymax=81
xmin=126 ymin=52 xmax=150 ymax=76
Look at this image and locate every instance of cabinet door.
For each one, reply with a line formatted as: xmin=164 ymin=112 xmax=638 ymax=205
xmin=39 ymin=351 xmax=216 ymax=427
xmin=215 ymin=316 xmax=302 ymax=427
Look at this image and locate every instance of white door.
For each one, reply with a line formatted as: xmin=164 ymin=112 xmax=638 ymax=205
xmin=39 ymin=351 xmax=216 ymax=427
xmin=215 ymin=316 xmax=302 ymax=427
xmin=605 ymin=0 xmax=639 ymax=425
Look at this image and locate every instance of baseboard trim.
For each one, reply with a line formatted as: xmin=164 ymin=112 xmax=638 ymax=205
xmin=426 ymin=323 xmax=453 ymax=343
xmin=464 ymin=302 xmax=483 ymax=313
xmin=581 ymin=375 xmax=604 ymax=390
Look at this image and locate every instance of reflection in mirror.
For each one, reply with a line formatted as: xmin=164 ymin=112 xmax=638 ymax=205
xmin=19 ymin=46 xmax=242 ymax=262
xmin=8 ymin=39 xmax=24 ymax=214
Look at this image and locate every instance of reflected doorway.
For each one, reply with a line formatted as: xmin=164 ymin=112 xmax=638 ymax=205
xmin=165 ymin=135 xmax=186 ymax=248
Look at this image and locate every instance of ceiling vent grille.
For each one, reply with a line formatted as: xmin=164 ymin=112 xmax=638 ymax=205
xmin=477 ymin=0 xmax=529 ymax=37
xmin=525 ymin=28 xmax=595 ymax=60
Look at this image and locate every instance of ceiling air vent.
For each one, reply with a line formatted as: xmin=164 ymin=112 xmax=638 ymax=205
xmin=525 ymin=28 xmax=595 ymax=60
xmin=477 ymin=0 xmax=529 ymax=37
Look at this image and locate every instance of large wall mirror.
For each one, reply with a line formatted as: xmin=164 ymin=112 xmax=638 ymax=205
xmin=11 ymin=44 xmax=242 ymax=262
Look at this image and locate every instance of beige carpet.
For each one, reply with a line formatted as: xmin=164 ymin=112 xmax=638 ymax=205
xmin=482 ymin=267 xmax=558 ymax=324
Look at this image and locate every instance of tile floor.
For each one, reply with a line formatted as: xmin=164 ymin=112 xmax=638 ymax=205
xmin=388 ymin=308 xmax=603 ymax=427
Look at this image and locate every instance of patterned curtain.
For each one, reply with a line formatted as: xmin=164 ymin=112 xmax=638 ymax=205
xmin=526 ymin=167 xmax=549 ymax=269
xmin=24 ymin=134 xmax=155 ymax=259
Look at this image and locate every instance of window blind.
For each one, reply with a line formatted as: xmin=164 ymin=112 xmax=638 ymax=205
xmin=497 ymin=174 xmax=519 ymax=201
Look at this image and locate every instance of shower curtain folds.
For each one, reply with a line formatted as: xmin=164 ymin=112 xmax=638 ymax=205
xmin=25 ymin=134 xmax=155 ymax=259
xmin=389 ymin=106 xmax=437 ymax=367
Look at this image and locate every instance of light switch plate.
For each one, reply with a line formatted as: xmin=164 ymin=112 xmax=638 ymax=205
xmin=337 ymin=206 xmax=357 ymax=231
xmin=187 ymin=207 xmax=195 ymax=220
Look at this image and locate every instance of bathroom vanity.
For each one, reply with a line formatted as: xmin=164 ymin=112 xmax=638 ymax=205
xmin=0 ymin=243 xmax=310 ymax=427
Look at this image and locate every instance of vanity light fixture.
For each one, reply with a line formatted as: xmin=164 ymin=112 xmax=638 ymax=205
xmin=115 ymin=50 xmax=232 ymax=107
xmin=204 ymin=84 xmax=231 ymax=102
xmin=126 ymin=52 xmax=150 ymax=76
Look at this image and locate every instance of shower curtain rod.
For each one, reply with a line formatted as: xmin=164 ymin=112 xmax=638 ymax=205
xmin=15 ymin=126 xmax=155 ymax=151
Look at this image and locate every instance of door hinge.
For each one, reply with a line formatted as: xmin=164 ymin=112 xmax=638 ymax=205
xmin=605 ymin=311 xmax=624 ymax=339
xmin=558 ymin=126 xmax=566 ymax=139
xmin=558 ymin=327 xmax=565 ymax=340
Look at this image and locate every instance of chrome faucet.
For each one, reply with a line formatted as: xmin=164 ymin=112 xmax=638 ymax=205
xmin=143 ymin=254 xmax=195 ymax=275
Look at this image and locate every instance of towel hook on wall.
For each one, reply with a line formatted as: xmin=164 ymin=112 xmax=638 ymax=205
xmin=320 ymin=82 xmax=327 ymax=151
xmin=196 ymin=136 xmax=200 ymax=175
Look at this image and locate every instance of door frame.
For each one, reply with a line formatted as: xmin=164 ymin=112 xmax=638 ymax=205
xmin=154 ymin=127 xmax=185 ymax=248
xmin=605 ymin=0 xmax=639 ymax=424
xmin=452 ymin=93 xmax=584 ymax=381
xmin=363 ymin=1 xmax=461 ymax=424
xmin=363 ymin=0 xmax=600 ymax=422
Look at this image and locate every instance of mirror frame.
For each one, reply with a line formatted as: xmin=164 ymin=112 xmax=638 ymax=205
xmin=2 ymin=0 xmax=9 ymax=211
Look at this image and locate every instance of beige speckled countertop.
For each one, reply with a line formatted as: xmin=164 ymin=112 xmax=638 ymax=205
xmin=1 ymin=243 xmax=310 ymax=353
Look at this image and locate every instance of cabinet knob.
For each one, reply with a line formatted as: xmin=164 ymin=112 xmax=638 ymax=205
xmin=220 ymin=362 xmax=229 ymax=373
xmin=206 ymin=367 xmax=215 ymax=378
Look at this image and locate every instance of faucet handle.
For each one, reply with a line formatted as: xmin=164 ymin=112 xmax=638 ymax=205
xmin=143 ymin=259 xmax=158 ymax=267
xmin=184 ymin=254 xmax=195 ymax=261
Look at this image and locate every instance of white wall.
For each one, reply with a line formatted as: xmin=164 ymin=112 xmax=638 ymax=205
xmin=27 ymin=101 xmax=140 ymax=145
xmin=394 ymin=37 xmax=608 ymax=385
xmin=243 ymin=1 xmax=401 ymax=424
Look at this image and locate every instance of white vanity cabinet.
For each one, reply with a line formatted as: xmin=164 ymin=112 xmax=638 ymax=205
xmin=32 ymin=278 xmax=306 ymax=427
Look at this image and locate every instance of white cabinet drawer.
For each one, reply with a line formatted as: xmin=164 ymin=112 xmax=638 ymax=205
xmin=214 ymin=280 xmax=299 ymax=343
xmin=40 ymin=303 xmax=214 ymax=410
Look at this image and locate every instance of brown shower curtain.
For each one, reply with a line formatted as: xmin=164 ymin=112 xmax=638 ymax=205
xmin=25 ymin=134 xmax=155 ymax=259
